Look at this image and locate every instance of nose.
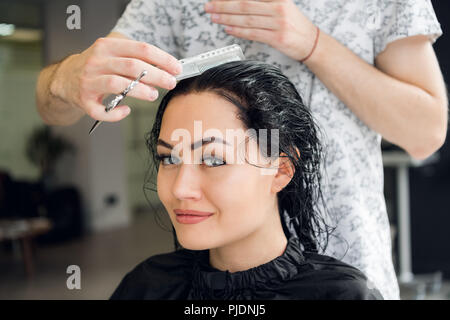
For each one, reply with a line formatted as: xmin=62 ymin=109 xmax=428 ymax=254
xmin=172 ymin=164 xmax=202 ymax=201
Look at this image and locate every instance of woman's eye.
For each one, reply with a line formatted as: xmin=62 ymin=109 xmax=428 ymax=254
xmin=157 ymin=155 xmax=181 ymax=166
xmin=156 ymin=154 xmax=225 ymax=167
xmin=202 ymin=156 xmax=226 ymax=167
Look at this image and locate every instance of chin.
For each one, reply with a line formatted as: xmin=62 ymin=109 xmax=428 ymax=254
xmin=178 ymin=239 xmax=210 ymax=251
xmin=176 ymin=232 xmax=216 ymax=251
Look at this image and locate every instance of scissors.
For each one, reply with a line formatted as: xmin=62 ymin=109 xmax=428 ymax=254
xmin=88 ymin=70 xmax=148 ymax=135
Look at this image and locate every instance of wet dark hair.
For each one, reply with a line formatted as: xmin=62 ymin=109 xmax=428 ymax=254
xmin=145 ymin=60 xmax=332 ymax=253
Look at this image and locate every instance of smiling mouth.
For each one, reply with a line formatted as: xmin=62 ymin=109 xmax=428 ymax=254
xmin=176 ymin=214 xmax=213 ymax=216
xmin=174 ymin=209 xmax=214 ymax=216
xmin=175 ymin=213 xmax=213 ymax=224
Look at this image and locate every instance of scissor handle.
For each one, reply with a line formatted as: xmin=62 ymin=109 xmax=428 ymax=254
xmin=104 ymin=70 xmax=148 ymax=112
xmin=122 ymin=70 xmax=148 ymax=96
xmin=90 ymin=70 xmax=148 ymax=135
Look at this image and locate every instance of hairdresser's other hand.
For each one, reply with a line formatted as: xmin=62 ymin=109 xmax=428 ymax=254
xmin=49 ymin=34 xmax=182 ymax=122
xmin=205 ymin=0 xmax=317 ymax=61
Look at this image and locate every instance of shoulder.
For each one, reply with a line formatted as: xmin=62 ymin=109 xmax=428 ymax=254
xmin=295 ymin=252 xmax=384 ymax=300
xmin=110 ymin=249 xmax=197 ymax=300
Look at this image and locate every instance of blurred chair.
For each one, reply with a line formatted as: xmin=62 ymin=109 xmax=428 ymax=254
xmin=0 ymin=217 xmax=52 ymax=278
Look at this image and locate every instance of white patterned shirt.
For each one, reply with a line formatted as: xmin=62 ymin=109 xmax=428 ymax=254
xmin=112 ymin=0 xmax=443 ymax=300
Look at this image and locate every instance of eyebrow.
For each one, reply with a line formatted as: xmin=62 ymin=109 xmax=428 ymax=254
xmin=157 ymin=136 xmax=231 ymax=150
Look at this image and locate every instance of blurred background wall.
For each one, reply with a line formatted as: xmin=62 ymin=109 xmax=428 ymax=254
xmin=0 ymin=0 xmax=164 ymax=234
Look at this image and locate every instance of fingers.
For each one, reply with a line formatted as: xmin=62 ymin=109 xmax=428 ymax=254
xmin=104 ymin=57 xmax=177 ymax=91
xmin=94 ymin=37 xmax=182 ymax=76
xmin=78 ymin=37 xmax=184 ymax=124
xmin=88 ymin=75 xmax=160 ymax=101
xmin=225 ymin=26 xmax=275 ymax=43
xmin=211 ymin=0 xmax=275 ymax=2
xmin=211 ymin=13 xmax=278 ymax=30
xmin=85 ymin=100 xmax=131 ymax=122
xmin=205 ymin=1 xmax=277 ymax=16
xmin=83 ymin=96 xmax=131 ymax=122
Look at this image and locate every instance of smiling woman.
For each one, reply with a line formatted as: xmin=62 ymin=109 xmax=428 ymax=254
xmin=110 ymin=60 xmax=383 ymax=300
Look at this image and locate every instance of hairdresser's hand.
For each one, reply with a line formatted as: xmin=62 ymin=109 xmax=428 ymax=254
xmin=204 ymin=0 xmax=317 ymax=62
xmin=46 ymin=34 xmax=182 ymax=123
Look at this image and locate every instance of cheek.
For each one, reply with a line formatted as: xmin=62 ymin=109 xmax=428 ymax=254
xmin=207 ymin=169 xmax=242 ymax=206
xmin=157 ymin=169 xmax=173 ymax=208
xmin=209 ymin=165 xmax=272 ymax=219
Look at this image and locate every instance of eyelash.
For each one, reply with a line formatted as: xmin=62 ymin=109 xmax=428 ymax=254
xmin=155 ymin=154 xmax=226 ymax=167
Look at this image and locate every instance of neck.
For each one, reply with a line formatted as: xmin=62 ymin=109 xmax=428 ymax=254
xmin=209 ymin=207 xmax=288 ymax=273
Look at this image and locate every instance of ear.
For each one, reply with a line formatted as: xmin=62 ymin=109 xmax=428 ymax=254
xmin=270 ymin=149 xmax=299 ymax=193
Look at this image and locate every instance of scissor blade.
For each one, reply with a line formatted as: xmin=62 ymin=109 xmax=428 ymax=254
xmin=89 ymin=120 xmax=102 ymax=135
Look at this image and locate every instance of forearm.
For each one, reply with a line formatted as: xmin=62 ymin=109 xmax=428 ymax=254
xmin=36 ymin=55 xmax=85 ymax=126
xmin=304 ymin=31 xmax=448 ymax=159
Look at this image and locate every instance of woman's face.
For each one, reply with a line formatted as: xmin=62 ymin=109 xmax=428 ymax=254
xmin=156 ymin=91 xmax=280 ymax=250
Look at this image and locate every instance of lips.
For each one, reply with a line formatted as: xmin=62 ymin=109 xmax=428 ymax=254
xmin=174 ymin=209 xmax=214 ymax=216
xmin=174 ymin=209 xmax=214 ymax=224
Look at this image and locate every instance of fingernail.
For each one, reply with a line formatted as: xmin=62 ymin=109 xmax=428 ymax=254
xmin=175 ymin=62 xmax=182 ymax=74
xmin=169 ymin=77 xmax=177 ymax=89
xmin=205 ymin=2 xmax=212 ymax=11
xmin=211 ymin=14 xmax=220 ymax=22
xmin=124 ymin=108 xmax=131 ymax=116
xmin=150 ymin=89 xmax=159 ymax=100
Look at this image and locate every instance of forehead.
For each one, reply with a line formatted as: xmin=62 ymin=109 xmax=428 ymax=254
xmin=159 ymin=91 xmax=246 ymax=141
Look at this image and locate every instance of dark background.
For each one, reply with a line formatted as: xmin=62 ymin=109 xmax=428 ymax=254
xmin=408 ymin=0 xmax=450 ymax=278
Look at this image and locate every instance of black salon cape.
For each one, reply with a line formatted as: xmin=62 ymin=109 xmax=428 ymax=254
xmin=110 ymin=236 xmax=383 ymax=300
